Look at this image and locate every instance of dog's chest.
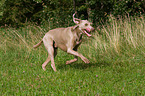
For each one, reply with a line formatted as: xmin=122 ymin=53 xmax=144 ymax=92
xmin=74 ymin=33 xmax=82 ymax=45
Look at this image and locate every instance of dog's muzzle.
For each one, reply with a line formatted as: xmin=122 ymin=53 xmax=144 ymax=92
xmin=82 ymin=28 xmax=95 ymax=37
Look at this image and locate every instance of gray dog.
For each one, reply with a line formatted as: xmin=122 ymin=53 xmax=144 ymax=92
xmin=33 ymin=12 xmax=94 ymax=71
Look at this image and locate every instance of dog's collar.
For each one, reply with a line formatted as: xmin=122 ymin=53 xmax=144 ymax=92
xmin=73 ymin=25 xmax=79 ymax=30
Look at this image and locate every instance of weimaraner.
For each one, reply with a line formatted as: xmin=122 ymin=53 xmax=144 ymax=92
xmin=33 ymin=12 xmax=94 ymax=71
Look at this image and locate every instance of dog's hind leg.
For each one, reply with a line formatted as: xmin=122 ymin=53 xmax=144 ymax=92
xmin=42 ymin=56 xmax=51 ymax=71
xmin=48 ymin=46 xmax=57 ymax=72
xmin=42 ymin=36 xmax=57 ymax=71
xmin=42 ymin=47 xmax=57 ymax=71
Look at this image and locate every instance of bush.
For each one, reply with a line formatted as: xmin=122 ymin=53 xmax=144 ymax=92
xmin=0 ymin=0 xmax=144 ymax=27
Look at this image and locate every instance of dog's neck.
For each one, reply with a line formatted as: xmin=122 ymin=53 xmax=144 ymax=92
xmin=72 ymin=26 xmax=82 ymax=36
xmin=72 ymin=25 xmax=83 ymax=34
xmin=72 ymin=26 xmax=83 ymax=44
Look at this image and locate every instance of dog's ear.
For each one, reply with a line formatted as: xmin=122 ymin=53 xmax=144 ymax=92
xmin=73 ymin=12 xmax=81 ymax=24
xmin=73 ymin=18 xmax=81 ymax=24
xmin=71 ymin=25 xmax=79 ymax=31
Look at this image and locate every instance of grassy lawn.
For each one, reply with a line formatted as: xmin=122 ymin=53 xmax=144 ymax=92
xmin=0 ymin=16 xmax=145 ymax=95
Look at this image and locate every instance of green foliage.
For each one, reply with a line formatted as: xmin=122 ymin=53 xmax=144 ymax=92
xmin=0 ymin=0 xmax=144 ymax=27
xmin=112 ymin=0 xmax=143 ymax=16
xmin=87 ymin=0 xmax=114 ymax=24
xmin=0 ymin=0 xmax=5 ymax=20
xmin=33 ymin=0 xmax=42 ymax=3
xmin=40 ymin=0 xmax=74 ymax=28
xmin=0 ymin=0 xmax=43 ymax=27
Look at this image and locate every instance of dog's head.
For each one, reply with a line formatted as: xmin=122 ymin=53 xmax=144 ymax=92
xmin=73 ymin=12 xmax=94 ymax=37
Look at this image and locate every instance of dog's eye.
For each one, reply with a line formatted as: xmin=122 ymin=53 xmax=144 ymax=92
xmin=85 ymin=23 xmax=88 ymax=26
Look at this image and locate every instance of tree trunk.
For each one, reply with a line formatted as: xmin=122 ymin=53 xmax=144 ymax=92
xmin=85 ymin=0 xmax=90 ymax=20
xmin=73 ymin=0 xmax=76 ymax=12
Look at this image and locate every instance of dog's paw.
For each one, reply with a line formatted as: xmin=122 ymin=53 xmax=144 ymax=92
xmin=51 ymin=64 xmax=57 ymax=72
xmin=66 ymin=61 xmax=70 ymax=65
xmin=42 ymin=66 xmax=46 ymax=71
xmin=82 ymin=58 xmax=90 ymax=64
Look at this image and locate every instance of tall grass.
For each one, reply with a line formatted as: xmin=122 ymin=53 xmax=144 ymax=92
xmin=1 ymin=16 xmax=145 ymax=57
xmin=97 ymin=16 xmax=144 ymax=51
xmin=0 ymin=16 xmax=144 ymax=95
xmin=0 ymin=25 xmax=43 ymax=55
xmin=85 ymin=16 xmax=145 ymax=62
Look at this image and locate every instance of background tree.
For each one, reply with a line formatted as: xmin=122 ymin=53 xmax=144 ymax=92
xmin=0 ymin=0 xmax=144 ymax=27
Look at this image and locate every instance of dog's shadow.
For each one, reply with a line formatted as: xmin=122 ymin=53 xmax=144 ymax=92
xmin=57 ymin=61 xmax=110 ymax=70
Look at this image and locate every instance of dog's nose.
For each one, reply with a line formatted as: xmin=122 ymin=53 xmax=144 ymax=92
xmin=91 ymin=27 xmax=95 ymax=31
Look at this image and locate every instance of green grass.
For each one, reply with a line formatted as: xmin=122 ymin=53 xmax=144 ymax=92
xmin=0 ymin=16 xmax=145 ymax=95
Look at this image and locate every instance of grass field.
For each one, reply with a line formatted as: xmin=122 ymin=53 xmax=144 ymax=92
xmin=0 ymin=16 xmax=145 ymax=95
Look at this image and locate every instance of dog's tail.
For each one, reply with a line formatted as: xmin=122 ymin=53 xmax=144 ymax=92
xmin=33 ymin=40 xmax=43 ymax=48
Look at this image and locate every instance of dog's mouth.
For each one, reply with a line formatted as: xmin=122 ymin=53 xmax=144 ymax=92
xmin=82 ymin=28 xmax=92 ymax=37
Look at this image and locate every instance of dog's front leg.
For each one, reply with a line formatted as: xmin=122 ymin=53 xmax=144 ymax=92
xmin=66 ymin=58 xmax=78 ymax=64
xmin=66 ymin=45 xmax=79 ymax=64
xmin=67 ymin=48 xmax=90 ymax=64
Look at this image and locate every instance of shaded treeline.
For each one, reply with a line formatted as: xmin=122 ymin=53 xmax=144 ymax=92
xmin=0 ymin=0 xmax=144 ymax=27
